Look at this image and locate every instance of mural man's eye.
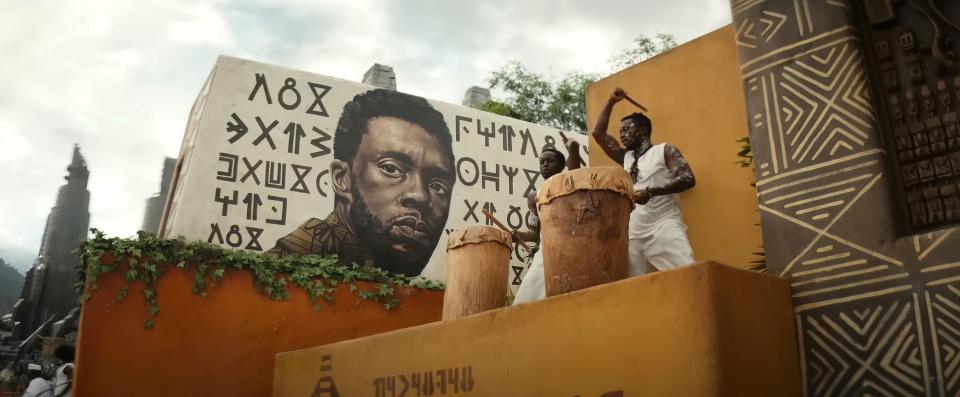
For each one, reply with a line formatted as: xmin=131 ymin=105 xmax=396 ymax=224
xmin=378 ymin=162 xmax=404 ymax=178
xmin=429 ymin=181 xmax=450 ymax=196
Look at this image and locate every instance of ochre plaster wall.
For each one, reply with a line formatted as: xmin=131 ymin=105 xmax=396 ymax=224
xmin=274 ymin=262 xmax=801 ymax=396
xmin=586 ymin=25 xmax=762 ymax=269
xmin=74 ymin=257 xmax=442 ymax=397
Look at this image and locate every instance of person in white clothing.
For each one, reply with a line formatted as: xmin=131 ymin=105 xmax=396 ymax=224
xmin=22 ymin=364 xmax=53 ymax=397
xmin=51 ymin=344 xmax=74 ymax=397
xmin=591 ymin=87 xmax=696 ymax=275
xmin=511 ymin=137 xmax=582 ymax=304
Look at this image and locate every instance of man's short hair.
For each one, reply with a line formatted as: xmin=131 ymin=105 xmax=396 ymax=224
xmin=621 ymin=112 xmax=652 ymax=134
xmin=54 ymin=344 xmax=75 ymax=362
xmin=541 ymin=147 xmax=566 ymax=165
xmin=333 ymin=89 xmax=453 ymax=164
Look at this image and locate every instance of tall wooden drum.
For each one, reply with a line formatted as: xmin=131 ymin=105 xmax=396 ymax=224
xmin=443 ymin=226 xmax=512 ymax=320
xmin=537 ymin=167 xmax=634 ymax=297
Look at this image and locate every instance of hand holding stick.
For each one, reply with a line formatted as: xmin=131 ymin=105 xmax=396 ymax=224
xmin=558 ymin=132 xmax=586 ymax=166
xmin=482 ymin=209 xmax=530 ymax=249
xmin=623 ymin=95 xmax=648 ymax=112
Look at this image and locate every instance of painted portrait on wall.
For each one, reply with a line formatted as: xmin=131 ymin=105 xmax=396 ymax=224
xmin=162 ymin=56 xmax=586 ymax=291
xmin=269 ymin=90 xmax=455 ymax=276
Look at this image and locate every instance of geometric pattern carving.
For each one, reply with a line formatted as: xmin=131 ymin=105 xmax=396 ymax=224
xmin=926 ymin=283 xmax=960 ymax=396
xmin=747 ymin=38 xmax=876 ymax=174
xmin=915 ymin=230 xmax=956 ymax=261
xmin=760 ymin=162 xmax=877 ymax=228
xmin=788 ymin=235 xmax=905 ymax=302
xmin=799 ymin=296 xmax=927 ymax=396
xmin=736 ymin=10 xmax=788 ymax=49
xmin=758 ymin=155 xmax=902 ymax=287
xmin=731 ymin=0 xmax=960 ymax=395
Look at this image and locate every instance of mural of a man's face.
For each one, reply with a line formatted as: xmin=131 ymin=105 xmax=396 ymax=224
xmin=333 ymin=116 xmax=454 ymax=275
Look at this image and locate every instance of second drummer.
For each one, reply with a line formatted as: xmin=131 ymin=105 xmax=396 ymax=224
xmin=511 ymin=137 xmax=581 ymax=304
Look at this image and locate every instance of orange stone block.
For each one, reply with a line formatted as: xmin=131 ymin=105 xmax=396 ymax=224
xmin=274 ymin=261 xmax=800 ymax=397
xmin=74 ymin=256 xmax=443 ymax=397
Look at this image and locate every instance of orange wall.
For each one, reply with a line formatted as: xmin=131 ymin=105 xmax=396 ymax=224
xmin=586 ymin=25 xmax=762 ymax=269
xmin=74 ymin=256 xmax=442 ymax=397
xmin=274 ymin=262 xmax=800 ymax=396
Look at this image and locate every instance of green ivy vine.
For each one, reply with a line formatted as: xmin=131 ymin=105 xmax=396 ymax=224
xmin=76 ymin=229 xmax=444 ymax=329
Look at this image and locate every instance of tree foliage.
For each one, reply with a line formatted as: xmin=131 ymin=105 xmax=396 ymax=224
xmin=483 ymin=33 xmax=677 ymax=134
xmin=608 ymin=33 xmax=678 ymax=72
xmin=477 ymin=99 xmax=519 ymax=119
xmin=486 ymin=62 xmax=598 ymax=133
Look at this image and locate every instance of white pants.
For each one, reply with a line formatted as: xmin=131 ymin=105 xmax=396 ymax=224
xmin=513 ymin=248 xmax=545 ymax=305
xmin=628 ymin=217 xmax=695 ymax=276
xmin=512 ymin=218 xmax=694 ymax=305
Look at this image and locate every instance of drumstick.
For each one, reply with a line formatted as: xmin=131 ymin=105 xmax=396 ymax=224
xmin=558 ymin=132 xmax=586 ymax=166
xmin=482 ymin=209 xmax=530 ymax=249
xmin=624 ymin=95 xmax=648 ymax=112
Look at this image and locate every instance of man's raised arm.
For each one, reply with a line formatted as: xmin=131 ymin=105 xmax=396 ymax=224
xmin=591 ymin=88 xmax=628 ymax=165
xmin=560 ymin=132 xmax=583 ymax=170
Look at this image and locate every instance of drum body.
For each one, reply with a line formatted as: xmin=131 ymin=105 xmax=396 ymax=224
xmin=537 ymin=167 xmax=634 ymax=297
xmin=443 ymin=226 xmax=512 ymax=320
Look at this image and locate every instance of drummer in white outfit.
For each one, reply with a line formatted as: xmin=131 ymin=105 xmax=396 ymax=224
xmin=591 ymin=87 xmax=696 ymax=275
xmin=511 ymin=138 xmax=582 ymax=304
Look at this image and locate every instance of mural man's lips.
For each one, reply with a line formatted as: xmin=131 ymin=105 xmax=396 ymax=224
xmin=393 ymin=215 xmax=431 ymax=233
xmin=391 ymin=224 xmax=429 ymax=241
xmin=389 ymin=216 xmax=432 ymax=247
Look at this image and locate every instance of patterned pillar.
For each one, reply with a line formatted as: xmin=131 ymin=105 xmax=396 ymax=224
xmin=730 ymin=1 xmax=960 ymax=395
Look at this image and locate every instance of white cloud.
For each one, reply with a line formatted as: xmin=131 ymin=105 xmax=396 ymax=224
xmin=165 ymin=1 xmax=237 ymax=47
xmin=0 ymin=118 xmax=34 ymax=163
xmin=0 ymin=0 xmax=731 ymax=272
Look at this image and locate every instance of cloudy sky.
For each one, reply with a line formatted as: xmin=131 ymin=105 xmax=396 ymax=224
xmin=0 ymin=0 xmax=731 ymax=272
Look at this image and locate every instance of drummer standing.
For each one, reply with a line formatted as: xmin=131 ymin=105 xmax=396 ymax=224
xmin=511 ymin=137 xmax=582 ymax=304
xmin=591 ymin=87 xmax=696 ymax=275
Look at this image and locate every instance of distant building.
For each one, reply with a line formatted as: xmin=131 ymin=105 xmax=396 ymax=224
xmin=141 ymin=157 xmax=176 ymax=234
xmin=462 ymin=86 xmax=491 ymax=108
xmin=362 ymin=63 xmax=397 ymax=91
xmin=13 ymin=145 xmax=90 ymax=339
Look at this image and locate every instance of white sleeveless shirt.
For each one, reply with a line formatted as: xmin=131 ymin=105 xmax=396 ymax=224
xmin=624 ymin=143 xmax=684 ymax=238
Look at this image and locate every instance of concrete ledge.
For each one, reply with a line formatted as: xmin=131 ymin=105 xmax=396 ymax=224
xmin=274 ymin=261 xmax=801 ymax=396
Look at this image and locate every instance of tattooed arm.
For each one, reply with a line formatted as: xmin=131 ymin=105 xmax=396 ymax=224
xmin=591 ymin=88 xmax=628 ymax=165
xmin=635 ymin=144 xmax=696 ymax=204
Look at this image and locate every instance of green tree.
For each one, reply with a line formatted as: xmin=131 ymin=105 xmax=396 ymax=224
xmin=608 ymin=33 xmax=678 ymax=72
xmin=477 ymin=99 xmax=520 ymax=119
xmin=486 ymin=62 xmax=598 ymax=133
xmin=482 ymin=33 xmax=677 ymax=133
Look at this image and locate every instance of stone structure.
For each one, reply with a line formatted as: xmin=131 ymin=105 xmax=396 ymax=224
xmin=462 ymin=86 xmax=491 ymax=108
xmin=274 ymin=262 xmax=800 ymax=396
xmin=14 ymin=145 xmax=90 ymax=339
xmin=361 ymin=63 xmax=396 ymax=91
xmin=140 ymin=157 xmax=176 ymax=234
xmin=730 ymin=1 xmax=960 ymax=395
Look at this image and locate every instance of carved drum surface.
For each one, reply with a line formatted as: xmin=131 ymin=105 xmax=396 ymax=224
xmin=537 ymin=167 xmax=635 ymax=297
